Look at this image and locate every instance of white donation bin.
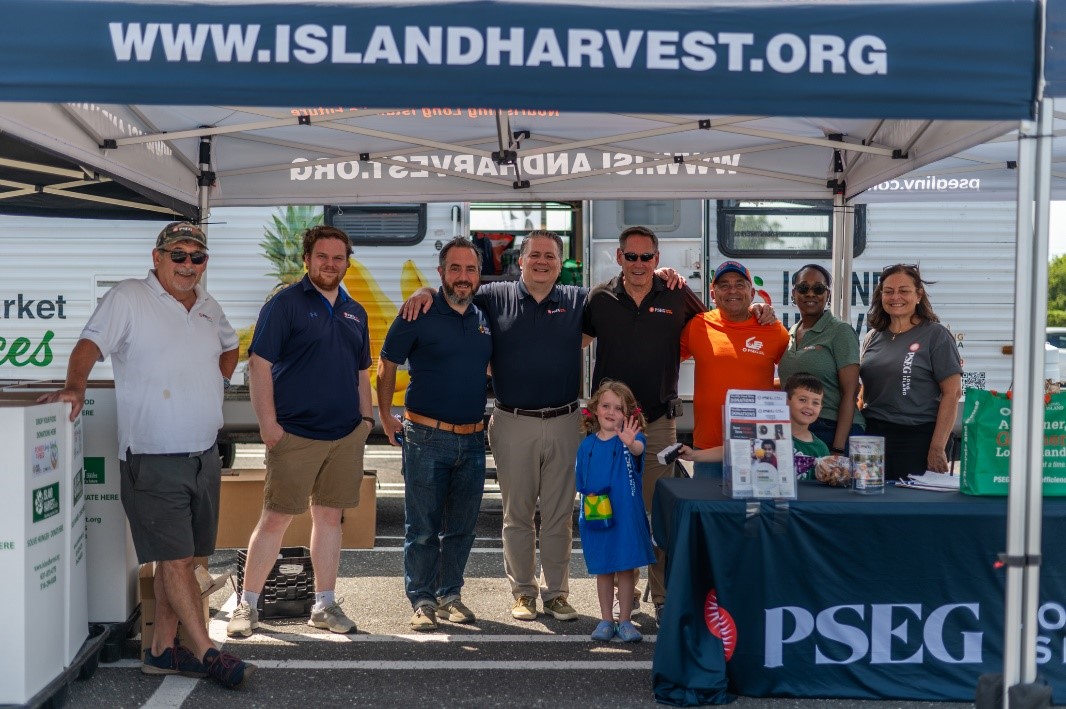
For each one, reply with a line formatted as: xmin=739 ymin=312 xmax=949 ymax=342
xmin=0 ymin=400 xmax=69 ymax=704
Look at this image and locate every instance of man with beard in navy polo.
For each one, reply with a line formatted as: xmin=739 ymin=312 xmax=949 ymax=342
xmin=377 ymin=236 xmax=493 ymax=632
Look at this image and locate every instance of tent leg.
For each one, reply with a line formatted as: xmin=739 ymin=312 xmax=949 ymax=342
xmin=1000 ymin=97 xmax=1053 ymax=709
xmin=829 ymin=193 xmax=853 ymax=322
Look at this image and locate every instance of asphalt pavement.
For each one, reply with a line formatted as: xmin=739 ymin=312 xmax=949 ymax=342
xmin=62 ymin=445 xmax=977 ymax=709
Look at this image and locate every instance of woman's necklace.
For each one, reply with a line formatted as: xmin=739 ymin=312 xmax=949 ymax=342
xmin=890 ymin=323 xmax=913 ymax=341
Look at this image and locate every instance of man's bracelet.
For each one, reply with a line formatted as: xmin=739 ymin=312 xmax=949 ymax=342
xmin=831 ymin=447 xmax=846 ymax=455
xmin=362 ymin=416 xmax=376 ymax=428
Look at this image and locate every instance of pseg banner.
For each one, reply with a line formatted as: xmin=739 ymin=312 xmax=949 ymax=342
xmin=0 ymin=0 xmax=1038 ymax=119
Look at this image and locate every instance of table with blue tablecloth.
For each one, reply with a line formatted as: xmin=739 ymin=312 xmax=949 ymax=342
xmin=650 ymin=478 xmax=1066 ymax=706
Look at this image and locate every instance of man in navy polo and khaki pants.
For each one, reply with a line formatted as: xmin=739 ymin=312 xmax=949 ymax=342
xmin=377 ymin=236 xmax=493 ymax=631
xmin=228 ymin=225 xmax=374 ymax=638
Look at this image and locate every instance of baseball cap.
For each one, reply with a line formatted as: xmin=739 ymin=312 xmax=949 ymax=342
xmin=156 ymin=222 xmax=208 ymax=250
xmin=712 ymin=260 xmax=752 ymax=285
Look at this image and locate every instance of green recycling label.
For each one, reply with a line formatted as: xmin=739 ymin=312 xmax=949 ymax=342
xmin=32 ymin=482 xmax=60 ymax=523
xmin=73 ymin=468 xmax=83 ymax=505
xmin=84 ymin=457 xmax=104 ymax=485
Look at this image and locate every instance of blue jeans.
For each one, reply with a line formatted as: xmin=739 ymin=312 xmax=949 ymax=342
xmin=401 ymin=420 xmax=486 ymax=609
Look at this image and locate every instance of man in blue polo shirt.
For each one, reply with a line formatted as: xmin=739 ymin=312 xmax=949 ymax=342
xmin=378 ymin=236 xmax=493 ymax=631
xmin=228 ymin=225 xmax=375 ymax=638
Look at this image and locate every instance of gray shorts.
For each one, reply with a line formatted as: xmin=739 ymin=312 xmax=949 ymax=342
xmin=120 ymin=446 xmax=221 ymax=563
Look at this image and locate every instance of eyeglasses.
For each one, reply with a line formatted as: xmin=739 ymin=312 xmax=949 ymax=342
xmin=161 ymin=248 xmax=208 ymax=265
xmin=622 ymin=252 xmax=656 ymax=262
xmin=883 ymin=263 xmax=919 ymax=275
xmin=795 ymin=282 xmax=829 ymax=295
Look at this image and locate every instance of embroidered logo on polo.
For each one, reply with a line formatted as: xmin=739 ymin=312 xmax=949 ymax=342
xmin=342 ymin=312 xmax=361 ymax=322
xmin=197 ymin=312 xmax=213 ymax=323
xmin=743 ymin=336 xmax=765 ymax=354
xmin=546 ymin=308 xmax=567 ymax=314
xmin=308 ymin=311 xmax=319 ymax=318
xmin=648 ymin=306 xmax=674 ymax=314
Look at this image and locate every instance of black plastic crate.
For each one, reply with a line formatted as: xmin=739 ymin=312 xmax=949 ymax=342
xmin=236 ymin=546 xmax=315 ymax=618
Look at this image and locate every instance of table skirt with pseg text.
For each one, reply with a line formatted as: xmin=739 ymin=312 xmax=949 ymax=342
xmin=650 ymin=478 xmax=1066 ymax=705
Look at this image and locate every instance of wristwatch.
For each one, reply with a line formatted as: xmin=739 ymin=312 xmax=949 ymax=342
xmin=362 ymin=416 xmax=376 ymax=428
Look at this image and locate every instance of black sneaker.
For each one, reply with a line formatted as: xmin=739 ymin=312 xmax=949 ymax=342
xmin=203 ymin=648 xmax=255 ymax=689
xmin=654 ymin=602 xmax=665 ymax=625
xmin=142 ymin=644 xmax=208 ymax=678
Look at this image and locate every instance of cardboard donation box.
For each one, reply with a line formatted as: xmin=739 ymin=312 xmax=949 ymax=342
xmin=140 ymin=558 xmax=230 ymax=653
xmin=723 ymin=389 xmax=797 ymax=499
xmin=3 ymin=381 xmax=139 ymax=622
xmin=216 ymin=470 xmax=377 ymax=549
xmin=0 ymin=401 xmax=75 ymax=704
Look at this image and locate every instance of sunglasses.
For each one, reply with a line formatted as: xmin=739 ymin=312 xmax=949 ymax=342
xmin=795 ymin=282 xmax=829 ymax=295
xmin=883 ymin=263 xmax=920 ymax=275
xmin=622 ymin=252 xmax=656 ymax=262
xmin=161 ymin=248 xmax=208 ymax=265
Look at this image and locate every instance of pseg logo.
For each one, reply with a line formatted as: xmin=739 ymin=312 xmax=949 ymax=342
xmin=764 ymin=603 xmax=983 ymax=667
xmin=743 ymin=336 xmax=765 ymax=355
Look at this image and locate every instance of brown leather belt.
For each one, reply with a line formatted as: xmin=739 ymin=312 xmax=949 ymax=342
xmin=494 ymin=401 xmax=580 ymax=419
xmin=404 ymin=411 xmax=485 ymax=434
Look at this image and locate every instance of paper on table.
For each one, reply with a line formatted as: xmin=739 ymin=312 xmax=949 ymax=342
xmin=896 ymin=471 xmax=961 ymax=491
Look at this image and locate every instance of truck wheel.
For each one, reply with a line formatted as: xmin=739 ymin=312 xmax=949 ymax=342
xmin=218 ymin=442 xmax=236 ymax=469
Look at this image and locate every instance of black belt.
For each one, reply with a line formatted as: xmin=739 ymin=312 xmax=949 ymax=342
xmin=494 ymin=401 xmax=579 ymax=419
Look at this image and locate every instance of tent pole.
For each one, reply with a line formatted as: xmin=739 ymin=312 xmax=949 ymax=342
xmin=197 ymin=135 xmax=212 ymax=286
xmin=1021 ymin=95 xmax=1054 ymax=691
xmin=830 ymin=194 xmax=852 ymax=321
xmin=1001 ymin=100 xmax=1046 ymax=704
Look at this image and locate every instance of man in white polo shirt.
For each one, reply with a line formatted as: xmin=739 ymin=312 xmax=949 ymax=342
xmin=39 ymin=222 xmax=254 ymax=689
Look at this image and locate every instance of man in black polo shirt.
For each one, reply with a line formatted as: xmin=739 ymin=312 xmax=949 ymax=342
xmin=378 ymin=237 xmax=493 ymax=632
xmin=229 ymin=225 xmax=374 ymax=639
xmin=582 ymin=225 xmax=773 ymax=622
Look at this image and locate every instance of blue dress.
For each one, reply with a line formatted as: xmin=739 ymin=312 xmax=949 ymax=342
xmin=575 ymin=432 xmax=656 ymax=575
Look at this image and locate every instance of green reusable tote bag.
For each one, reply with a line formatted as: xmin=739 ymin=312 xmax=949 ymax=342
xmin=960 ymin=388 xmax=1066 ymax=495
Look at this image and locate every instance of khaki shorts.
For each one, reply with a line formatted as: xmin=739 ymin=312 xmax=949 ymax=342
xmin=264 ymin=425 xmax=369 ymax=514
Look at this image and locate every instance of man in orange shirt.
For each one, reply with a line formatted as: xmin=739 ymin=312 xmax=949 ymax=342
xmin=680 ymin=260 xmax=789 ymax=477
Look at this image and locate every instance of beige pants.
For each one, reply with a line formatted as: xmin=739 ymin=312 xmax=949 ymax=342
xmin=488 ymin=409 xmax=582 ymax=602
xmin=640 ymin=415 xmax=676 ymax=605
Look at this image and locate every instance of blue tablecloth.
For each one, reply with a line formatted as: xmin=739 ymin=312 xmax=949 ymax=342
xmin=650 ymin=478 xmax=1066 ymax=705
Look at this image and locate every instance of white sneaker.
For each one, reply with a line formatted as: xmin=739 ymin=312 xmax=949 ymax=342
xmin=226 ymin=602 xmax=259 ymax=638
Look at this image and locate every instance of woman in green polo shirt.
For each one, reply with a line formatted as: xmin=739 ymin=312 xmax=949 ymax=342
xmin=777 ymin=264 xmax=864 ymax=454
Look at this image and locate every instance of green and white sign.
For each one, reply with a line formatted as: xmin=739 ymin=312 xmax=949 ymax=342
xmin=32 ymin=482 xmax=60 ymax=523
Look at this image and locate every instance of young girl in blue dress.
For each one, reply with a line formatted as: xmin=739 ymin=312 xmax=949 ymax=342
xmin=576 ymin=380 xmax=656 ymax=643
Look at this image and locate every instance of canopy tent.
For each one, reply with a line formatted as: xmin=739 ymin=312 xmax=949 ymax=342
xmin=0 ymin=0 xmax=1052 ymax=705
xmin=0 ymin=132 xmax=193 ymax=219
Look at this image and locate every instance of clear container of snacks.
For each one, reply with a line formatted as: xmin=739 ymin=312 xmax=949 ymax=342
xmin=849 ymin=436 xmax=885 ymax=494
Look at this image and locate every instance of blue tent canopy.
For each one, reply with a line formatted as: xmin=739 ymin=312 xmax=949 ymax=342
xmin=0 ymin=0 xmax=1039 ymax=120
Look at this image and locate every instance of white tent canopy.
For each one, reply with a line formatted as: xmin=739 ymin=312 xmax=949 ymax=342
xmin=0 ymin=103 xmax=1016 ymax=214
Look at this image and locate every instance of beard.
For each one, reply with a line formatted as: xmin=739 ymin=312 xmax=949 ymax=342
xmin=442 ymin=279 xmax=475 ymax=307
xmin=309 ymin=269 xmax=343 ymax=291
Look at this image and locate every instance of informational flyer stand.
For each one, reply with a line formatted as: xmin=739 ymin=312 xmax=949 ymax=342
xmin=0 ymin=400 xmax=69 ymax=704
xmin=723 ymin=390 xmax=797 ymax=499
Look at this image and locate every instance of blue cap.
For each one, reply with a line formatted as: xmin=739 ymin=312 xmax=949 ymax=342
xmin=712 ymin=260 xmax=752 ymax=285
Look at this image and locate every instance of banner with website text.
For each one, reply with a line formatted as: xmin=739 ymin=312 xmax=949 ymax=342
xmin=0 ymin=0 xmax=1038 ymax=119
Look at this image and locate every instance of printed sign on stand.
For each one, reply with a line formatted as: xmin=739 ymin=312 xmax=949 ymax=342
xmin=723 ymin=390 xmax=797 ymax=499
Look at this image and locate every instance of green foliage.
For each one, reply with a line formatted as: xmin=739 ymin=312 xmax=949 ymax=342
xmin=260 ymin=206 xmax=323 ymax=284
xmin=731 ymin=214 xmax=787 ymax=250
xmin=1049 ymin=310 xmax=1066 ymax=327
